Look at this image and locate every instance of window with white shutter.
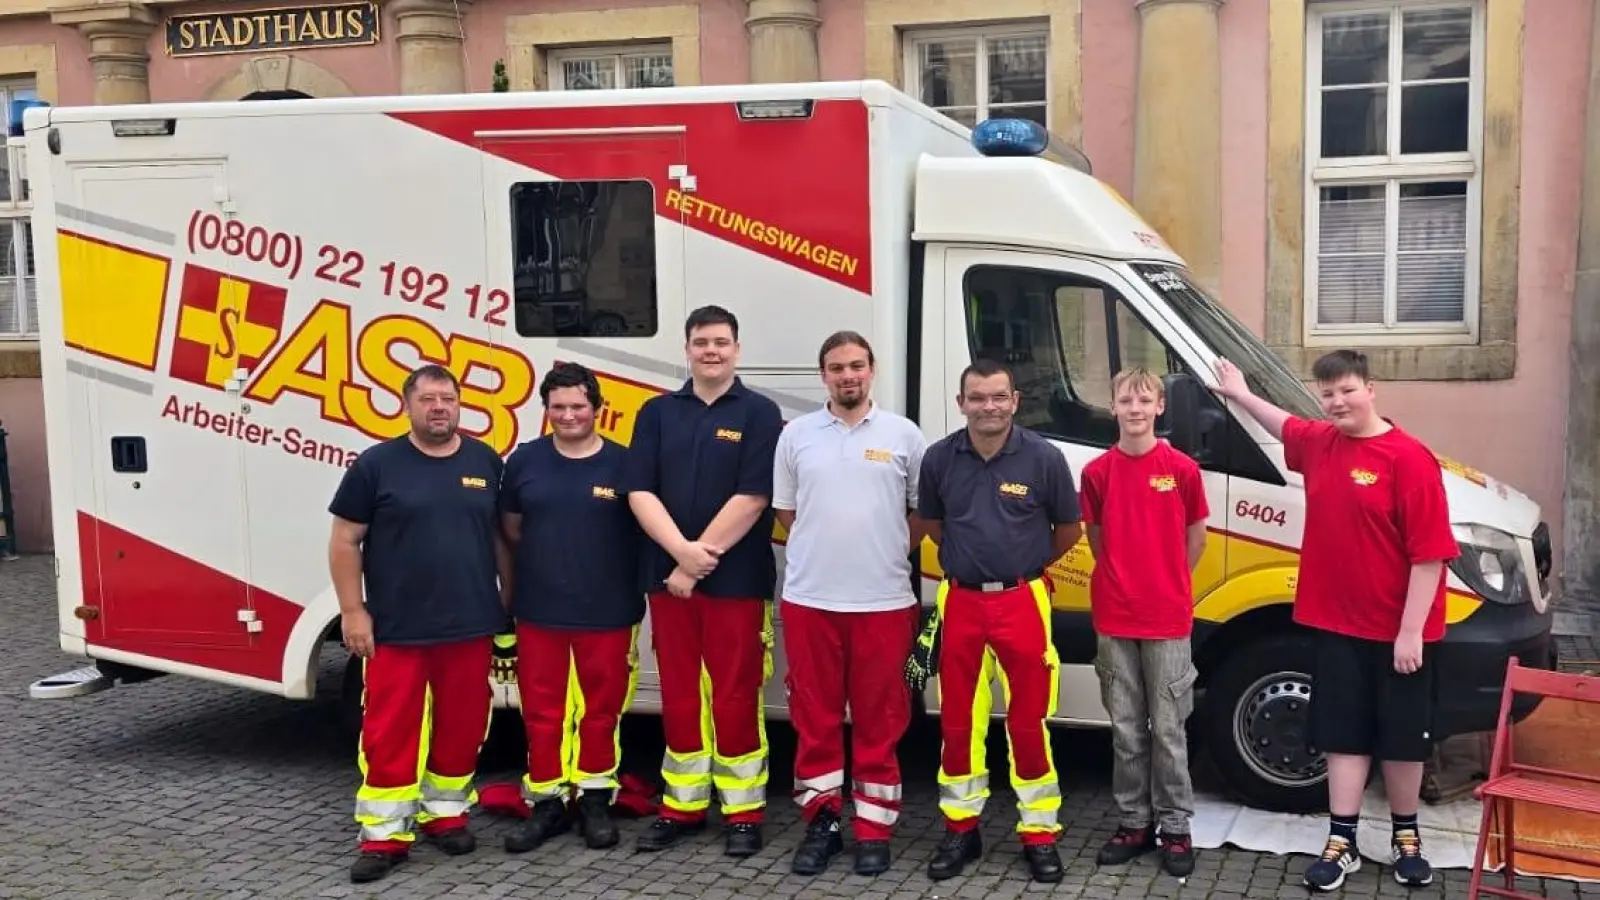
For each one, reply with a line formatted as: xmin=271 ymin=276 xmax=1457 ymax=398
xmin=1305 ymin=1 xmax=1483 ymax=342
xmin=902 ymin=23 xmax=1049 ymax=130
xmin=548 ymin=45 xmax=674 ymax=92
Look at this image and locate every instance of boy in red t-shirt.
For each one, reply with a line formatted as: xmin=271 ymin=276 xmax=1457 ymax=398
xmin=1212 ymin=350 xmax=1459 ymax=893
xmin=1080 ymin=368 xmax=1209 ymax=878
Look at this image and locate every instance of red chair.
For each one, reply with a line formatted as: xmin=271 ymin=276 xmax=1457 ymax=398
xmin=1467 ymin=658 xmax=1600 ymax=899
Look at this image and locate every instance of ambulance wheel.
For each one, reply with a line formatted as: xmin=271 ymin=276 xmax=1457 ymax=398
xmin=340 ymin=653 xmax=365 ymax=739
xmin=1203 ymin=632 xmax=1327 ymax=814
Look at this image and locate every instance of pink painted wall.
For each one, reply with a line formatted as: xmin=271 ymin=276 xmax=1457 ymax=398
xmin=1080 ymin=0 xmax=1137 ymax=204
xmin=1379 ymin=0 xmax=1591 ymax=567
xmin=818 ymin=0 xmax=864 ymax=80
xmin=0 ymin=17 xmax=94 ymax=106
xmin=1217 ymin=0 xmax=1268 ymax=334
xmin=0 ymin=377 xmax=50 ymax=553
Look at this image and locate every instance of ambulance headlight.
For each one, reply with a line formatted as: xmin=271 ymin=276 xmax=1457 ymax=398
xmin=972 ymin=118 xmax=1049 ymax=157
xmin=1449 ymin=523 xmax=1527 ymax=605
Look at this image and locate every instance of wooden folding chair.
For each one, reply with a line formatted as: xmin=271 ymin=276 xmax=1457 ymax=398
xmin=1467 ymin=658 xmax=1600 ymax=899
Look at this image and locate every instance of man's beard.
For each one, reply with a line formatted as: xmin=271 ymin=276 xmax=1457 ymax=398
xmin=834 ymin=392 xmax=864 ymax=409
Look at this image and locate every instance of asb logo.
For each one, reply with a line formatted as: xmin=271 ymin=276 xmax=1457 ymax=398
xmin=168 ymin=264 xmax=288 ymax=390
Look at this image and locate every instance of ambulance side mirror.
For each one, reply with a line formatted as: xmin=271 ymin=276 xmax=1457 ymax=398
xmin=1158 ymin=372 xmax=1223 ymax=465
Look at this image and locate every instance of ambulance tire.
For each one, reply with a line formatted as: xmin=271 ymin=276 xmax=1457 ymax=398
xmin=1202 ymin=632 xmax=1327 ymax=814
xmin=340 ymin=653 xmax=365 ymax=739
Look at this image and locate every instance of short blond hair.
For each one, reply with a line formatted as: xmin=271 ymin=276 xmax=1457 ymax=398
xmin=1110 ymin=367 xmax=1164 ymax=401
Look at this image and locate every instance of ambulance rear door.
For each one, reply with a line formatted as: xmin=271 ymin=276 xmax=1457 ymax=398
xmin=62 ymin=160 xmax=255 ymax=650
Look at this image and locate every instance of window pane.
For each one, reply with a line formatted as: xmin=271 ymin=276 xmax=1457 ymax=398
xmin=987 ymin=34 xmax=1047 ymax=106
xmin=918 ymin=39 xmax=978 ymax=109
xmin=936 ymin=106 xmax=979 ymax=128
xmin=1321 ymin=13 xmax=1389 ymax=86
xmin=1400 ymin=82 xmax=1469 ymax=154
xmin=21 ymin=221 xmax=33 ymax=334
xmin=988 ymin=102 xmax=1047 ymax=128
xmin=0 ymin=221 xmax=19 ymax=333
xmin=509 ymin=180 xmax=658 ymax=338
xmin=1321 ymin=87 xmax=1386 ymax=157
xmin=561 ymin=57 xmax=616 ymax=90
xmin=624 ymin=54 xmax=674 ymax=89
xmin=1317 ymin=185 xmax=1386 ymax=326
xmin=1397 ymin=182 xmax=1467 ymax=323
xmin=1402 ymin=8 xmax=1471 ymax=81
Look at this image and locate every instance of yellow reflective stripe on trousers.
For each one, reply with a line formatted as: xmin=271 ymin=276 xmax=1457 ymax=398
xmin=933 ymin=579 xmax=997 ymax=824
xmin=1009 ymin=579 xmax=1061 ymax=835
xmin=570 ymin=625 xmax=642 ymax=793
xmin=418 ymin=772 xmax=477 ymax=822
xmin=715 ymin=603 xmax=773 ymax=814
xmin=353 ymin=658 xmax=431 ymax=844
xmin=661 ymin=662 xmax=715 ymax=813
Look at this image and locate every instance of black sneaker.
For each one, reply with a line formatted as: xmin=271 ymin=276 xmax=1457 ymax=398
xmin=853 ymin=840 xmax=891 ymax=876
xmin=1022 ymin=842 xmax=1064 ymax=883
xmin=724 ymin=822 xmax=763 ymax=858
xmin=349 ymin=850 xmax=404 ymax=883
xmin=1096 ymin=825 xmax=1157 ymax=865
xmin=575 ymin=791 xmax=619 ymax=849
xmin=634 ymin=815 xmax=706 ymax=852
xmin=504 ymin=799 xmax=570 ymax=854
xmin=1159 ymin=831 xmax=1196 ymax=877
xmin=790 ymin=808 xmax=844 ymax=875
xmin=1302 ymin=835 xmax=1361 ymax=891
xmin=1390 ymin=829 xmax=1434 ymax=887
xmin=426 ymin=826 xmax=476 ymax=856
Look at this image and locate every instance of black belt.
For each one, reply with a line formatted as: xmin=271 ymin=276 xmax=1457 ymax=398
xmin=947 ymin=572 xmax=1045 ymax=593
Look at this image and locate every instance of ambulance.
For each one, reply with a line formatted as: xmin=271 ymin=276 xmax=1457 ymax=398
xmin=22 ymin=80 xmax=1554 ymax=814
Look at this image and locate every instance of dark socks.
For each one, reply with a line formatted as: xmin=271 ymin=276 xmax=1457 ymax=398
xmin=1329 ymin=813 xmax=1359 ymax=844
xmin=1392 ymin=813 xmax=1419 ymax=839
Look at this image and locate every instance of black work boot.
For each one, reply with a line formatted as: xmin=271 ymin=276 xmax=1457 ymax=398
xmin=1022 ymin=841 xmax=1064 ymax=883
xmin=635 ymin=815 xmax=707 ymax=852
xmin=927 ymin=829 xmax=982 ymax=881
xmin=427 ymin=826 xmax=477 ymax=856
xmin=724 ymin=822 xmax=763 ymax=858
xmin=853 ymin=840 xmax=892 ymax=876
xmin=349 ymin=850 xmax=404 ymax=883
xmin=504 ymin=799 xmax=570 ymax=854
xmin=790 ymin=807 xmax=844 ymax=875
xmin=575 ymin=790 xmax=620 ymax=849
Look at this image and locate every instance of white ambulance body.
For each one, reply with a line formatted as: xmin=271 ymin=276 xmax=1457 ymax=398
xmin=24 ymin=80 xmax=1554 ymax=814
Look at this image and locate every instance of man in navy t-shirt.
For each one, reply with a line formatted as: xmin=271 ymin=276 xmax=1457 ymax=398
xmin=327 ymin=363 xmax=510 ymax=885
xmin=499 ymin=362 xmax=645 ymax=856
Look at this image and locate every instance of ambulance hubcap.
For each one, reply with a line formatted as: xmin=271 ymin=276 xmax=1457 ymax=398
xmin=1234 ymin=672 xmax=1325 ymax=787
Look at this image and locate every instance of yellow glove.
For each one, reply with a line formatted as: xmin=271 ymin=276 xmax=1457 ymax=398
xmin=491 ymin=630 xmax=518 ymax=685
xmin=903 ymin=608 xmax=941 ymax=692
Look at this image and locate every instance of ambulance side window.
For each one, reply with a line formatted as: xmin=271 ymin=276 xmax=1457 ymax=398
xmin=508 ymin=180 xmax=659 ymax=338
xmin=963 ymin=264 xmax=1182 ymax=451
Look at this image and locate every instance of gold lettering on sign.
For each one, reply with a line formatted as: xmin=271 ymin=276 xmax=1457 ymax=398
xmin=165 ymin=3 xmax=380 ymax=57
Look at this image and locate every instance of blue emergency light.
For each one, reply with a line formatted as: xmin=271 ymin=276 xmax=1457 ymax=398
xmin=970 ymin=116 xmax=1094 ymax=174
xmin=8 ymin=98 xmax=49 ymax=137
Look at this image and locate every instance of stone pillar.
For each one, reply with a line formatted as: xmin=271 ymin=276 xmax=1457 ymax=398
xmin=1132 ymin=0 xmax=1225 ymax=295
xmin=390 ymin=0 xmax=474 ymax=95
xmin=746 ymin=0 xmax=821 ymax=83
xmin=51 ymin=2 xmax=157 ymax=105
xmin=1562 ymin=7 xmax=1600 ymax=625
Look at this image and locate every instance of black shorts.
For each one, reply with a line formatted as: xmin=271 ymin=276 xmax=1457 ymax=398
xmin=1306 ymin=629 xmax=1438 ymax=762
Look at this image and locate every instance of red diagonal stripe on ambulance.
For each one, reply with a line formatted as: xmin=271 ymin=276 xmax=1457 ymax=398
xmin=386 ymin=99 xmax=873 ymax=295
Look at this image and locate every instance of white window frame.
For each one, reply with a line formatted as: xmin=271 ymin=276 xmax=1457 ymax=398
xmin=546 ymin=43 xmax=675 ymax=92
xmin=1303 ymin=0 xmax=1486 ymax=347
xmin=901 ymin=21 xmax=1051 ymax=128
xmin=0 ymin=77 xmax=37 ymax=341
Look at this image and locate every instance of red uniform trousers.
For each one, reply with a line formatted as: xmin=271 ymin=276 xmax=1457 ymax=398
xmin=782 ymin=600 xmax=919 ymax=841
xmin=514 ymin=621 xmax=640 ymax=805
xmin=935 ymin=578 xmax=1063 ymax=846
xmin=354 ymin=636 xmax=493 ymax=854
xmin=649 ymin=590 xmax=773 ymax=824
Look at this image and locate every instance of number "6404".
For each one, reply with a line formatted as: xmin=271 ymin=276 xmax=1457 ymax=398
xmin=1234 ymin=500 xmax=1287 ymax=527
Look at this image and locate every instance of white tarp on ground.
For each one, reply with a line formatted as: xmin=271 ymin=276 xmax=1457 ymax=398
xmin=1189 ymin=784 xmax=1600 ymax=884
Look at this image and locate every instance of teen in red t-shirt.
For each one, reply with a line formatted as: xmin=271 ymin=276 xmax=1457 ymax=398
xmin=1080 ymin=368 xmax=1208 ymax=879
xmin=1212 ymin=350 xmax=1459 ymax=893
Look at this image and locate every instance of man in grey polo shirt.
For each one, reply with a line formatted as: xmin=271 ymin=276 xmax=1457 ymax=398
xmin=772 ymin=330 xmax=928 ymax=879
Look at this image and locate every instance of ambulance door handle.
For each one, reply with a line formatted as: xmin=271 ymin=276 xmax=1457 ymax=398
xmin=110 ymin=436 xmax=147 ymax=474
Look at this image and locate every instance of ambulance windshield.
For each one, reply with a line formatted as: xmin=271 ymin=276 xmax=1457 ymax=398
xmin=1131 ymin=263 xmax=1325 ymax=423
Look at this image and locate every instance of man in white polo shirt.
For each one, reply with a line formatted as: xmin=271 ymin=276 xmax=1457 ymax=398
xmin=772 ymin=330 xmax=928 ymax=879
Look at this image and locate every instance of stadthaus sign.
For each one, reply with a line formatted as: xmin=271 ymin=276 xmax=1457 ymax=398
xmin=165 ymin=2 xmax=380 ymax=57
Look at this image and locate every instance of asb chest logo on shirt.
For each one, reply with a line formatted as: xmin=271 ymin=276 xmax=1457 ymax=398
xmin=863 ymin=448 xmax=893 ymax=464
xmin=715 ymin=427 xmax=743 ymax=443
xmin=592 ymin=485 xmax=619 ymax=501
xmin=998 ymin=481 xmax=1030 ymax=499
xmin=1350 ymin=468 xmax=1380 ymax=487
xmin=461 ymin=476 xmax=489 ymax=489
xmin=1149 ymin=474 xmax=1178 ymax=492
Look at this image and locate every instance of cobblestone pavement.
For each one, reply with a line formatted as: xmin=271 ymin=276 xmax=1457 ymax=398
xmin=3 ymin=554 xmax=1597 ymax=899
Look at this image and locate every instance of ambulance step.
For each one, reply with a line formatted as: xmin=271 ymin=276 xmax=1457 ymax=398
xmin=28 ymin=665 xmax=114 ymax=699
